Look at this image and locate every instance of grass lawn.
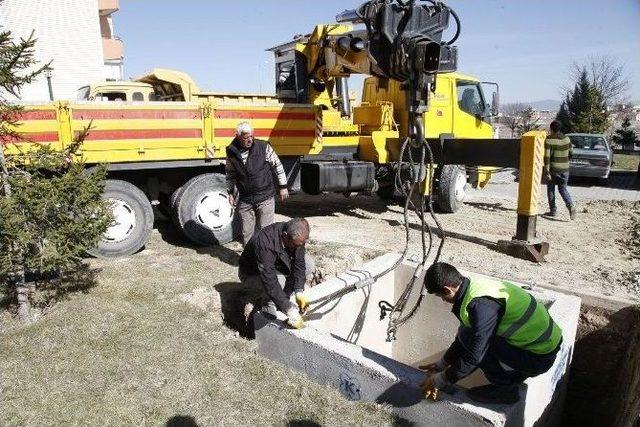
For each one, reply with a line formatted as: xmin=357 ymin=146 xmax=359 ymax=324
xmin=613 ymin=153 xmax=640 ymax=171
xmin=0 ymin=227 xmax=394 ymax=426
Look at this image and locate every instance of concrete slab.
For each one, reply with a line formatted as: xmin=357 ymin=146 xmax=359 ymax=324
xmin=254 ymin=253 xmax=581 ymax=426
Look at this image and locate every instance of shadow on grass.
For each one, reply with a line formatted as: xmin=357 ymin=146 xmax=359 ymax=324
xmin=286 ymin=420 xmax=322 ymax=427
xmin=214 ymin=281 xmax=262 ymax=339
xmin=154 ymin=218 xmax=241 ymax=267
xmin=0 ymin=263 xmax=100 ymax=317
xmin=166 ymin=415 xmax=199 ymax=427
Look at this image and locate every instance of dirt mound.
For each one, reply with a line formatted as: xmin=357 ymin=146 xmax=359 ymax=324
xmin=307 ymin=241 xmax=385 ymax=286
xmin=623 ymin=201 xmax=640 ymax=260
xmin=176 ymin=287 xmax=220 ymax=312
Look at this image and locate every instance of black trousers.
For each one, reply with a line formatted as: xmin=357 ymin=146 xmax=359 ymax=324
xmin=479 ymin=336 xmax=561 ymax=386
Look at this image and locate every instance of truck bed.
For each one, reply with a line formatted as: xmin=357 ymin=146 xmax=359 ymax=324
xmin=3 ymin=101 xmax=321 ymax=165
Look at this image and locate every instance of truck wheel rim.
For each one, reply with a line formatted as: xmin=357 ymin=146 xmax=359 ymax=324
xmin=454 ymin=171 xmax=467 ymax=202
xmin=195 ymin=191 xmax=233 ymax=231
xmin=104 ymin=199 xmax=137 ymax=242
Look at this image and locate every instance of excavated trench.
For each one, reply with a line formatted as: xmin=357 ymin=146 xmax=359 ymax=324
xmin=254 ymin=254 xmax=582 ymax=426
xmin=219 ymin=243 xmax=639 ymax=425
xmin=560 ymin=291 xmax=640 ymax=426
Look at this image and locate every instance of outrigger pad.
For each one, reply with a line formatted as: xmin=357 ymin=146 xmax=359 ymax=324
xmin=496 ymin=238 xmax=550 ymax=263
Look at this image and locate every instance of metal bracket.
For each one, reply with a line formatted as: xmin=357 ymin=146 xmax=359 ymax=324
xmin=496 ymin=238 xmax=549 ymax=263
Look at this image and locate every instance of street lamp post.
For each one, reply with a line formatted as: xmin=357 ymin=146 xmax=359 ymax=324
xmin=45 ymin=69 xmax=54 ymax=101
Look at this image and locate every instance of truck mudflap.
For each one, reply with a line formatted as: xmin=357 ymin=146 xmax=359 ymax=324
xmin=300 ymin=160 xmax=376 ymax=195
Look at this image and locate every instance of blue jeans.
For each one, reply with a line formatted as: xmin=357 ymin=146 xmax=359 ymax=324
xmin=547 ymin=171 xmax=573 ymax=213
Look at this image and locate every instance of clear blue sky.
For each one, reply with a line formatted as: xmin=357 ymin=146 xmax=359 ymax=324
xmin=116 ymin=0 xmax=640 ymax=104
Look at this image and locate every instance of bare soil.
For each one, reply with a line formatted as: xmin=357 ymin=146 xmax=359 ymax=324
xmin=1 ymin=192 xmax=638 ymax=426
xmin=277 ymin=193 xmax=640 ymax=301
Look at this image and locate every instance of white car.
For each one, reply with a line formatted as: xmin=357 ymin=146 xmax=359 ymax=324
xmin=567 ymin=133 xmax=613 ymax=180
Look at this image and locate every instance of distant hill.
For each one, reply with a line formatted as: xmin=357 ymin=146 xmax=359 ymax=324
xmin=502 ymin=99 xmax=561 ymax=112
xmin=527 ymin=99 xmax=561 ymax=111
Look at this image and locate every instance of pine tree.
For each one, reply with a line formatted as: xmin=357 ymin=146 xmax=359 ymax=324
xmin=567 ymin=69 xmax=591 ymax=130
xmin=557 ymin=68 xmax=611 ymax=134
xmin=573 ymin=86 xmax=609 ymax=133
xmin=555 ymin=100 xmax=571 ymax=133
xmin=612 ymin=117 xmax=640 ymax=149
xmin=0 ymin=27 xmax=112 ymax=322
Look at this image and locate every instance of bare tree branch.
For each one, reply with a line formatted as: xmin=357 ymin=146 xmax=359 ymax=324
xmin=501 ymin=103 xmax=528 ymax=137
xmin=570 ymin=56 xmax=630 ymax=106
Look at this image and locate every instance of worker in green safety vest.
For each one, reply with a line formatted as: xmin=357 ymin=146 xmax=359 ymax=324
xmin=419 ymin=262 xmax=563 ymax=404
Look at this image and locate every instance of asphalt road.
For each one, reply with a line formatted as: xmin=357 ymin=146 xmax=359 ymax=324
xmin=470 ymin=170 xmax=640 ymax=202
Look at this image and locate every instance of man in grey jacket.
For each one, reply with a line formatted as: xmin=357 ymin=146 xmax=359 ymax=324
xmin=226 ymin=121 xmax=289 ymax=245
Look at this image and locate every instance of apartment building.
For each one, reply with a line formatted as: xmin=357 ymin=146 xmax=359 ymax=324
xmin=0 ymin=0 xmax=124 ymax=101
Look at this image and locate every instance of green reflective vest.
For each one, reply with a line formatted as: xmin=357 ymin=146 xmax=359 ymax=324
xmin=458 ymin=277 xmax=562 ymax=354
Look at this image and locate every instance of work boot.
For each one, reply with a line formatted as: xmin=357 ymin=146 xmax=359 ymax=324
xmin=467 ymin=384 xmax=520 ymax=405
xmin=569 ymin=205 xmax=577 ymax=220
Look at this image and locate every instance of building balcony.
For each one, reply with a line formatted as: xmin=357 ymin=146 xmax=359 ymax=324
xmin=102 ymin=37 xmax=124 ymax=60
xmin=98 ymin=0 xmax=119 ymax=15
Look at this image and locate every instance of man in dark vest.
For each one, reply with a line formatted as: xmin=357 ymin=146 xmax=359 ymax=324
xmin=420 ymin=262 xmax=562 ymax=404
xmin=226 ymin=121 xmax=289 ymax=245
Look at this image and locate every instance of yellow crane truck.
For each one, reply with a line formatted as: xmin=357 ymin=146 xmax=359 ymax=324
xmin=3 ymin=2 xmax=500 ymax=258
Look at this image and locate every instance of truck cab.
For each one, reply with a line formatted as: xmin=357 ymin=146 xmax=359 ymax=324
xmin=359 ymin=73 xmax=497 ymax=140
xmin=77 ymin=81 xmax=157 ymax=102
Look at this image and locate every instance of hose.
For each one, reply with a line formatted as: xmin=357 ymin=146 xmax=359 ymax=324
xmin=306 ymin=137 xmax=415 ymax=307
xmin=304 ymin=0 xmax=458 ymax=337
xmin=442 ymin=3 xmax=461 ymax=46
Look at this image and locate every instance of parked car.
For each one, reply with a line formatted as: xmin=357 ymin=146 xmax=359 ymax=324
xmin=567 ymin=133 xmax=613 ymax=180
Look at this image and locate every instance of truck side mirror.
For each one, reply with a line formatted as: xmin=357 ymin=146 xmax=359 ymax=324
xmin=481 ymin=81 xmax=500 ymax=117
xmin=491 ymin=92 xmax=500 ymax=117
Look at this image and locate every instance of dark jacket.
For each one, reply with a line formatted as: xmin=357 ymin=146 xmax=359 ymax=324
xmin=442 ymin=279 xmax=561 ymax=384
xmin=239 ymin=222 xmax=306 ymax=312
xmin=443 ymin=278 xmax=505 ymax=383
xmin=226 ymin=138 xmax=276 ymax=204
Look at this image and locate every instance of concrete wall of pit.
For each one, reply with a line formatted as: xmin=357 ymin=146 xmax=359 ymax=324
xmin=255 ymin=254 xmax=582 ymax=426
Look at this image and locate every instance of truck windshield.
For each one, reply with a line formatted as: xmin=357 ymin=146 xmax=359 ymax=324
xmin=456 ymin=81 xmax=485 ymax=116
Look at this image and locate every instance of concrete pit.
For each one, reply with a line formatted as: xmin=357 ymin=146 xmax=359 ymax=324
xmin=255 ymin=253 xmax=581 ymax=426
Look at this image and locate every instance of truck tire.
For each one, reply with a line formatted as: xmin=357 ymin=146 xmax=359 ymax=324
xmin=170 ymin=185 xmax=185 ymax=228
xmin=437 ymin=165 xmax=467 ymax=213
xmin=175 ymin=173 xmax=234 ymax=246
xmin=90 ymin=179 xmax=154 ymax=258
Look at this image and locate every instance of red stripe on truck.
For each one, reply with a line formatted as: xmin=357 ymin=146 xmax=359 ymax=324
xmin=214 ymin=128 xmax=315 ymax=138
xmin=82 ymin=129 xmax=203 ymax=140
xmin=72 ymin=109 xmax=201 ymax=120
xmin=214 ymin=110 xmax=316 ymax=120
xmin=15 ymin=110 xmax=57 ymax=120
xmin=2 ymin=132 xmax=59 ymax=144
